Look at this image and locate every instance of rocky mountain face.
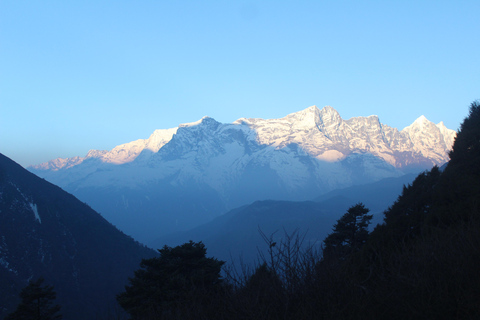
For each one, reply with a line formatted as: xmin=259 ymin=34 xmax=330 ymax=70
xmin=0 ymin=153 xmax=155 ymax=319
xmin=29 ymin=106 xmax=456 ymax=244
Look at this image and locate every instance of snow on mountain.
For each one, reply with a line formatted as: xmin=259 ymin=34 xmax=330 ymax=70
xmin=28 ymin=105 xmax=456 ymax=243
xmin=436 ymin=121 xmax=456 ymax=151
xmin=32 ymin=155 xmax=85 ymax=171
xmin=32 ymin=106 xmax=455 ymax=174
xmin=35 ymin=127 xmax=178 ymax=170
xmin=402 ymin=115 xmax=455 ymax=165
xmin=232 ymin=106 xmax=455 ymax=168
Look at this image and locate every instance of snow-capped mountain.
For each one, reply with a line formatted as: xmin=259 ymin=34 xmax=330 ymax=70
xmin=29 ymin=105 xmax=456 ymax=244
xmin=33 ymin=127 xmax=178 ymax=170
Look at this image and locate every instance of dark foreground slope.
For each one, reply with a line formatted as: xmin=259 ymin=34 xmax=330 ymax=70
xmin=310 ymin=101 xmax=480 ymax=319
xmin=0 ymin=153 xmax=156 ymax=319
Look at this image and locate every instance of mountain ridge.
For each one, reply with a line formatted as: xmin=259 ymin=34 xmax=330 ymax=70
xmin=31 ymin=105 xmax=455 ymax=171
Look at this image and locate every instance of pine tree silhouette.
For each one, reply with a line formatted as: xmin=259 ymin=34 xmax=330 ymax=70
xmin=5 ymin=277 xmax=62 ymax=320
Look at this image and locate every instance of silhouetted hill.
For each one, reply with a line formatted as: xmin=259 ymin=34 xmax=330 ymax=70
xmin=151 ymin=199 xmax=347 ymax=266
xmin=315 ymin=173 xmax=418 ymax=225
xmin=0 ymin=153 xmax=156 ymax=319
xmin=151 ymin=174 xmax=419 ymax=267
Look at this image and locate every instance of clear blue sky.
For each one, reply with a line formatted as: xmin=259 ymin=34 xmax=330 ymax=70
xmin=1 ymin=1 xmax=479 ymax=167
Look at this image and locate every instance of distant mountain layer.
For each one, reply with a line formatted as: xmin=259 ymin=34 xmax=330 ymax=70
xmin=152 ymin=173 xmax=418 ymax=266
xmin=152 ymin=200 xmax=345 ymax=267
xmin=29 ymin=106 xmax=456 ymax=244
xmin=0 ymin=153 xmax=155 ymax=319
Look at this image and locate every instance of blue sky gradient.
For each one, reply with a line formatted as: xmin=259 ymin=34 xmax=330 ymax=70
xmin=1 ymin=1 xmax=479 ymax=167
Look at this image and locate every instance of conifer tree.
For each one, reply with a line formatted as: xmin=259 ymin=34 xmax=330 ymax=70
xmin=448 ymin=100 xmax=480 ymax=173
xmin=440 ymin=100 xmax=480 ymax=215
xmin=323 ymin=203 xmax=372 ymax=260
xmin=5 ymin=277 xmax=62 ymax=320
xmin=117 ymin=241 xmax=225 ymax=319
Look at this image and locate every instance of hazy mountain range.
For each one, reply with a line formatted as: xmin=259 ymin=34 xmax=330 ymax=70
xmin=29 ymin=106 xmax=456 ymax=244
xmin=152 ymin=173 xmax=418 ymax=266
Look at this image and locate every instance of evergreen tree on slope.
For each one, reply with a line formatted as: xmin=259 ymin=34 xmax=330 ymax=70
xmin=5 ymin=277 xmax=62 ymax=320
xmin=323 ymin=203 xmax=372 ymax=260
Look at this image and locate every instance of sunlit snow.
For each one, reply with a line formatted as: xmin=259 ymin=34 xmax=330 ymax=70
xmin=30 ymin=105 xmax=456 ymax=194
xmin=29 ymin=202 xmax=41 ymax=223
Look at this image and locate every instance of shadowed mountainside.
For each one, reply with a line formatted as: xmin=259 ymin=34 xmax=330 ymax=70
xmin=0 ymin=153 xmax=156 ymax=319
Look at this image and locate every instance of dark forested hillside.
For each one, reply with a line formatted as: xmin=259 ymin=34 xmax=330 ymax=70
xmin=310 ymin=101 xmax=480 ymax=319
xmin=0 ymin=153 xmax=156 ymax=319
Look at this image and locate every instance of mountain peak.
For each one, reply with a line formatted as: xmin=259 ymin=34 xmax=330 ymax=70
xmin=318 ymin=105 xmax=342 ymax=128
xmin=321 ymin=105 xmax=336 ymax=112
xmin=287 ymin=105 xmax=320 ymax=116
xmin=179 ymin=116 xmax=220 ymax=128
xmin=416 ymin=114 xmax=428 ymax=121
xmin=413 ymin=115 xmax=429 ymax=125
xmin=306 ymin=105 xmax=320 ymax=112
xmin=436 ymin=121 xmax=447 ymax=129
xmin=402 ymin=115 xmax=432 ymax=131
xmin=283 ymin=105 xmax=321 ymax=129
xmin=319 ymin=105 xmax=341 ymax=117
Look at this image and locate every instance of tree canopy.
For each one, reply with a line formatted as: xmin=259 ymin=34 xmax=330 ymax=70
xmin=5 ymin=277 xmax=61 ymax=320
xmin=117 ymin=241 xmax=225 ymax=319
xmin=323 ymin=203 xmax=372 ymax=260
